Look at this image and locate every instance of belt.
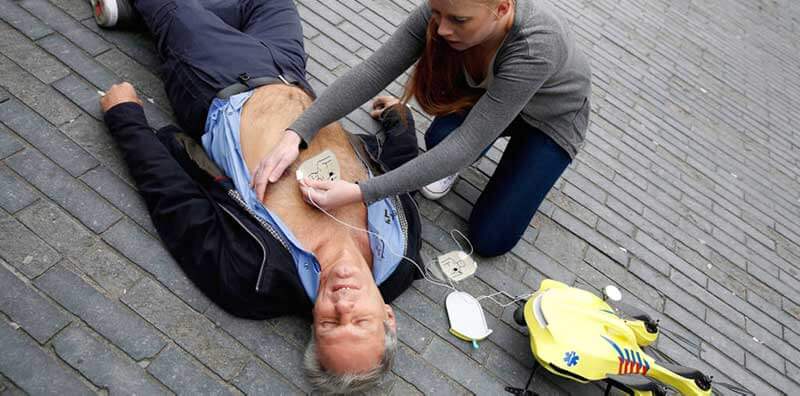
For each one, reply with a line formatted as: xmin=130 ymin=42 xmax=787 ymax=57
xmin=216 ymin=73 xmax=296 ymax=99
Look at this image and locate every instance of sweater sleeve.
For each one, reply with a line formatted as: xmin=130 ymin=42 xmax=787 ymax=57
xmin=288 ymin=6 xmax=431 ymax=146
xmin=358 ymin=28 xmax=566 ymax=203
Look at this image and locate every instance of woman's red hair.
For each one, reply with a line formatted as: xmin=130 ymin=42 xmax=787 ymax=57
xmin=401 ymin=19 xmax=484 ymax=116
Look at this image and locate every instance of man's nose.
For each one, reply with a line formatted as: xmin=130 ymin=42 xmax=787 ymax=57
xmin=335 ymin=298 xmax=354 ymax=314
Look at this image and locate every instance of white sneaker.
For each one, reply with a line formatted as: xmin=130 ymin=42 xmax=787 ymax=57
xmin=420 ymin=174 xmax=459 ymax=200
xmin=91 ymin=0 xmax=136 ymax=28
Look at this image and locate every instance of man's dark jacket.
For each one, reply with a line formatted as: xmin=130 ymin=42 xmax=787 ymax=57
xmin=104 ymin=102 xmax=422 ymax=320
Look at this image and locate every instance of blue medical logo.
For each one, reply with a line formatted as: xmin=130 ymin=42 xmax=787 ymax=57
xmin=564 ymin=351 xmax=580 ymax=367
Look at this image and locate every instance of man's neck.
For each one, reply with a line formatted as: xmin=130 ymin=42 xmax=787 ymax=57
xmin=315 ymin=233 xmax=372 ymax=273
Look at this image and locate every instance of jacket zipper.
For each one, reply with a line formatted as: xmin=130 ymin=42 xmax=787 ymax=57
xmin=224 ymin=189 xmax=290 ymax=293
xmin=218 ymin=204 xmax=268 ymax=292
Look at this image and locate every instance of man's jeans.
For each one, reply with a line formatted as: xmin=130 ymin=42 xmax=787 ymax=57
xmin=425 ymin=112 xmax=572 ymax=256
xmin=133 ymin=0 xmax=311 ymax=137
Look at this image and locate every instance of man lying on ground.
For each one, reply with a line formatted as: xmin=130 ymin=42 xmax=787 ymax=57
xmin=93 ymin=0 xmax=422 ymax=392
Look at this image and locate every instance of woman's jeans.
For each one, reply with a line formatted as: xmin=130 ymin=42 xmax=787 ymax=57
xmin=425 ymin=112 xmax=572 ymax=256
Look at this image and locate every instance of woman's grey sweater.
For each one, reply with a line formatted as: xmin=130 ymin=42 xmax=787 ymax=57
xmin=289 ymin=0 xmax=592 ymax=203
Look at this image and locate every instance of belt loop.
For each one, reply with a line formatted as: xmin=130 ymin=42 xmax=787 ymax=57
xmin=238 ymin=73 xmax=251 ymax=88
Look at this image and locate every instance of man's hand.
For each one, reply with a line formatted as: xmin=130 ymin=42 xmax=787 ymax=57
xmin=100 ymin=82 xmax=142 ymax=113
xmin=370 ymin=96 xmax=401 ymax=119
xmin=251 ymin=130 xmax=302 ymax=201
xmin=299 ymin=179 xmax=363 ymax=212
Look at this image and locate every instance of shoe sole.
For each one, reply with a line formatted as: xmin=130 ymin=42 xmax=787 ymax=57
xmin=91 ymin=0 xmax=118 ymax=27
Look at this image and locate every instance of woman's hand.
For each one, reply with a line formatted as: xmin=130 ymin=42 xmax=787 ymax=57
xmin=251 ymin=130 xmax=302 ymax=201
xmin=100 ymin=82 xmax=142 ymax=113
xmin=370 ymin=96 xmax=401 ymax=119
xmin=299 ymin=179 xmax=363 ymax=212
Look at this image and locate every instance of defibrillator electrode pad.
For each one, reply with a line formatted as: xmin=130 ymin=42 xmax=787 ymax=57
xmin=437 ymin=250 xmax=477 ymax=282
xmin=296 ymin=149 xmax=340 ymax=181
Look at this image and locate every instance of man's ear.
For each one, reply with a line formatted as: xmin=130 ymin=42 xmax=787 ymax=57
xmin=384 ymin=305 xmax=397 ymax=332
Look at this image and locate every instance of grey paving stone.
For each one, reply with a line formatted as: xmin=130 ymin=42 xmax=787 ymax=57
xmin=743 ymin=316 xmax=799 ymax=370
xmin=744 ymin=351 xmax=800 ymax=395
xmin=52 ymin=326 xmax=168 ymax=394
xmin=231 ymin=358 xmax=302 ymax=396
xmin=35 ymin=264 xmax=166 ymax=360
xmin=551 ymin=207 xmax=628 ymax=265
xmin=81 ymin=20 xmax=160 ymax=69
xmin=0 ymin=56 xmax=81 ymax=127
xmin=5 ymin=149 xmax=119 ymax=233
xmin=422 ymin=338 xmax=505 ymax=395
xmin=0 ymin=210 xmax=60 ymax=278
xmin=16 ymin=201 xmax=95 ymax=258
xmin=60 ymin=114 xmax=131 ymax=182
xmin=700 ymin=345 xmax=780 ymax=396
xmin=38 ymin=34 xmax=119 ymax=89
xmin=122 ymin=278 xmax=248 ymax=381
xmin=205 ymin=305 xmax=312 ymax=392
xmin=0 ymin=123 xmax=22 ymax=160
xmin=663 ymin=300 xmax=745 ymax=365
xmin=0 ymin=373 xmax=25 ymax=396
xmin=533 ymin=215 xmax=587 ymax=266
xmin=0 ymin=321 xmax=91 ymax=395
xmin=0 ymin=262 xmax=70 ymax=343
xmin=148 ymin=345 xmax=239 ymax=396
xmin=0 ymin=165 xmax=37 ymax=213
xmin=73 ymin=239 xmax=141 ymax=298
xmin=393 ymin=344 xmax=470 ymax=395
xmin=0 ymin=21 xmax=69 ymax=84
xmin=49 ymin=0 xmax=93 ymax=20
xmin=0 ymin=99 xmax=97 ymax=176
xmin=18 ymin=0 xmax=110 ymax=56
xmin=270 ymin=315 xmax=311 ymax=348
xmin=0 ymin=0 xmax=53 ymax=40
xmin=392 ymin=305 xmax=434 ymax=354
xmin=103 ymin=219 xmax=210 ymax=312
xmin=627 ymin=257 xmax=707 ymax=319
xmin=95 ymin=48 xmax=171 ymax=112
xmin=52 ymin=73 xmax=103 ymax=120
xmin=386 ymin=375 xmax=423 ymax=396
xmin=80 ymin=166 xmax=156 ymax=235
xmin=511 ymin=240 xmax=577 ymax=285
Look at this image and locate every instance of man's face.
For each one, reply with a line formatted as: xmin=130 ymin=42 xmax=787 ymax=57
xmin=429 ymin=0 xmax=504 ymax=51
xmin=312 ymin=257 xmax=396 ymax=374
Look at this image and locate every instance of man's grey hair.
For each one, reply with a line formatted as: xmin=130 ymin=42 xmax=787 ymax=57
xmin=303 ymin=321 xmax=397 ymax=394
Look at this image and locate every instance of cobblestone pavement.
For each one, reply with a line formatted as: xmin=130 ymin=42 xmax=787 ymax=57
xmin=1 ymin=0 xmax=799 ymax=394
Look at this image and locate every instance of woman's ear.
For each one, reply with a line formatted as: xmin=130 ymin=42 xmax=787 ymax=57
xmin=495 ymin=0 xmax=512 ymax=19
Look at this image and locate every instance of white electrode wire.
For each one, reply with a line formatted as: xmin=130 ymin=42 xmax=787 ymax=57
xmin=476 ymin=291 xmax=534 ymax=308
xmin=450 ymin=229 xmax=474 ymax=256
xmin=301 ymin=182 xmax=455 ymax=292
xmin=301 ymin=182 xmax=530 ymax=307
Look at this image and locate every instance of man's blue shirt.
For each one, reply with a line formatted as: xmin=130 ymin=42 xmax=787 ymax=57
xmin=201 ymin=91 xmax=405 ymax=301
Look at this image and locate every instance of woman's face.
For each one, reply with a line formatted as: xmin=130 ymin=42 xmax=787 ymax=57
xmin=429 ymin=0 xmax=507 ymax=51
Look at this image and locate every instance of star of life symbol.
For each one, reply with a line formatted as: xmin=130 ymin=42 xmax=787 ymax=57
xmin=564 ymin=351 xmax=580 ymax=367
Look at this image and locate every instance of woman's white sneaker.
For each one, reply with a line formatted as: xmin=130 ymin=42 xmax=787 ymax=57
xmin=420 ymin=174 xmax=459 ymax=200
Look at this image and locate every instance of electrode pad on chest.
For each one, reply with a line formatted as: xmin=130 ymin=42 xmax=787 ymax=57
xmin=296 ymin=149 xmax=340 ymax=181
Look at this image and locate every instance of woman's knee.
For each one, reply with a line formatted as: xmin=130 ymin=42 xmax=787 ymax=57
xmin=468 ymin=221 xmax=519 ymax=257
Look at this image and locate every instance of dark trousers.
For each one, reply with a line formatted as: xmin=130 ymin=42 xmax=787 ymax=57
xmin=133 ymin=0 xmax=310 ymax=137
xmin=425 ymin=112 xmax=572 ymax=256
